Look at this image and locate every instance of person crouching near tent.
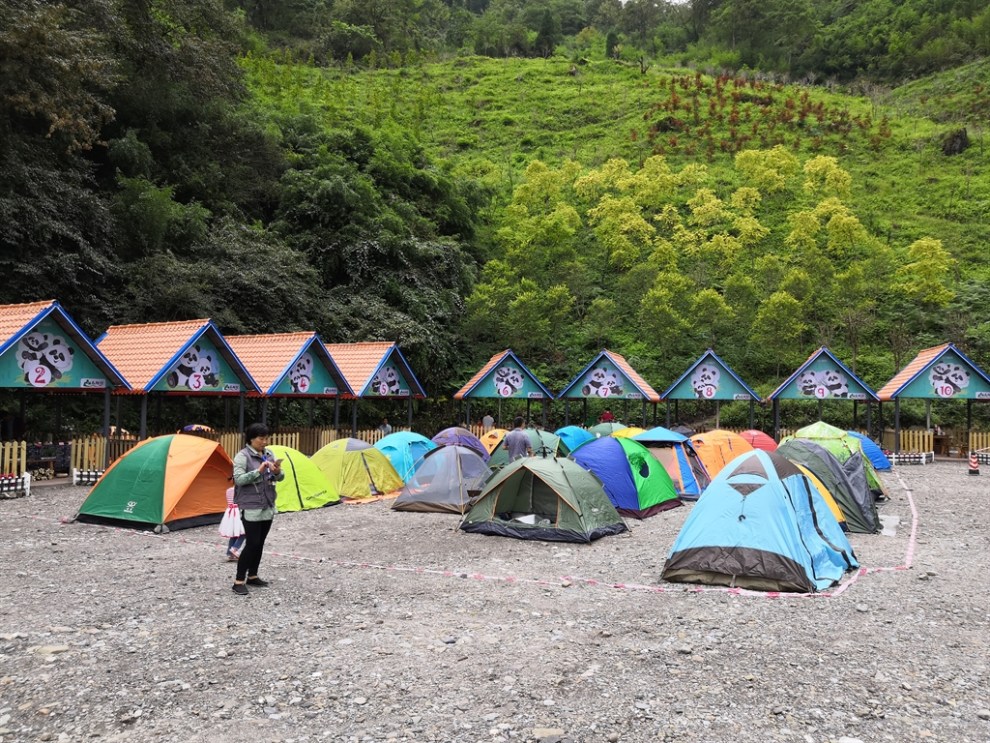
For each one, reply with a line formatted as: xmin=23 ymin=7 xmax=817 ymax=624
xmin=231 ymin=422 xmax=284 ymax=596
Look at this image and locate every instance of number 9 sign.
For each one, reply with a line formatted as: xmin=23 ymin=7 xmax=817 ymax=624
xmin=814 ymin=386 xmax=828 ymax=399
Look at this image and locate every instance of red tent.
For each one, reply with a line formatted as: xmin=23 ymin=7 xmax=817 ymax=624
xmin=740 ymin=429 xmax=777 ymax=452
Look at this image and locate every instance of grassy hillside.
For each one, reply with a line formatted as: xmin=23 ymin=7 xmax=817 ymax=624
xmin=244 ymin=54 xmax=989 ymax=267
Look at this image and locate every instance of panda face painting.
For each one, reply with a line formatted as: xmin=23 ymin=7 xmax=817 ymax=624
xmin=370 ymin=364 xmax=403 ymax=396
xmin=288 ymin=354 xmax=314 ymax=393
xmin=493 ymin=365 xmax=524 ymax=397
xmin=691 ymin=363 xmax=721 ymax=399
xmin=16 ymin=331 xmax=75 ymax=386
xmin=166 ymin=344 xmax=219 ymax=390
xmin=580 ymin=365 xmax=624 ymax=398
xmin=930 ymin=361 xmax=970 ymax=397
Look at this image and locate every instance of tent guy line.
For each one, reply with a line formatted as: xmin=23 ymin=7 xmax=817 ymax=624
xmin=47 ymin=479 xmax=919 ymax=600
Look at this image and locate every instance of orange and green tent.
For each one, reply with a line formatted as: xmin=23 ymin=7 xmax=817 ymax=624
xmin=74 ymin=434 xmax=231 ymax=531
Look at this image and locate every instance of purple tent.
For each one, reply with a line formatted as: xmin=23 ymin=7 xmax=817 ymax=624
xmin=432 ymin=427 xmax=489 ymax=462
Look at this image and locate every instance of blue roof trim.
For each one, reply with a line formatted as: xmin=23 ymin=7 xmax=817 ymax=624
xmin=557 ymin=349 xmax=654 ymax=400
xmin=662 ymin=349 xmax=759 ymax=400
xmin=358 ymin=344 xmax=426 ymax=398
xmin=768 ymin=347 xmax=878 ymax=401
xmin=145 ymin=322 xmax=261 ymax=393
xmin=464 ymin=349 xmax=555 ymax=400
xmin=887 ymin=343 xmax=990 ymax=399
xmin=271 ymin=336 xmax=354 ymax=396
xmin=1 ymin=301 xmax=130 ymax=389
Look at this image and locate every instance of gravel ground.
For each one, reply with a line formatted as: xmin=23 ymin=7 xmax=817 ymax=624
xmin=1 ymin=462 xmax=988 ymax=743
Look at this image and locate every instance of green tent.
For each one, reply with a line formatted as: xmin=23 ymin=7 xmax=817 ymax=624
xmin=488 ymin=428 xmax=563 ymax=469
xmin=268 ymin=445 xmax=340 ymax=512
xmin=787 ymin=421 xmax=887 ymax=499
xmin=75 ymin=434 xmax=231 ymax=532
xmin=460 ymin=456 xmax=627 ymax=542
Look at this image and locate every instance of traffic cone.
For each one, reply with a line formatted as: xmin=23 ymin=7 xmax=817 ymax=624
xmin=968 ymin=451 xmax=980 ymax=476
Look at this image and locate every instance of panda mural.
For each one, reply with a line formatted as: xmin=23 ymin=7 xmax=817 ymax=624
xmin=370 ymin=363 xmax=403 ymax=396
xmin=493 ymin=364 xmax=525 ymax=397
xmin=17 ymin=331 xmax=75 ymax=387
xmin=930 ymin=361 xmax=970 ymax=398
xmin=691 ymin=363 xmax=721 ymax=399
xmin=166 ymin=344 xmax=221 ymax=391
xmin=580 ymin=364 xmax=625 ymax=398
xmin=288 ymin=353 xmax=314 ymax=393
xmin=795 ymin=368 xmax=850 ymax=399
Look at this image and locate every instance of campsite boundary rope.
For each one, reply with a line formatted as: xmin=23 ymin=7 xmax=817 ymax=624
xmin=41 ymin=475 xmax=919 ymax=600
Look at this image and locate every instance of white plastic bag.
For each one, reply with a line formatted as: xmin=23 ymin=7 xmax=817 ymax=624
xmin=219 ymin=504 xmax=244 ymax=538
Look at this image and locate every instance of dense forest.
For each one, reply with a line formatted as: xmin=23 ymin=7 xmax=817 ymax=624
xmin=1 ymin=0 xmax=988 ymax=432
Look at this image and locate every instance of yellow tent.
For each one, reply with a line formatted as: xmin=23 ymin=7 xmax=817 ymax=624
xmin=795 ymin=463 xmax=846 ymax=528
xmin=311 ymin=438 xmax=403 ymax=499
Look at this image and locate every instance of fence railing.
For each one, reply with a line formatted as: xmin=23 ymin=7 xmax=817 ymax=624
xmin=0 ymin=441 xmax=26 ymax=476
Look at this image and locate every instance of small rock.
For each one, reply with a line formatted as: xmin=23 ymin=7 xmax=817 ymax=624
xmin=976 ymin=709 xmax=990 ymax=721
xmin=855 ymin=604 xmax=869 ymax=613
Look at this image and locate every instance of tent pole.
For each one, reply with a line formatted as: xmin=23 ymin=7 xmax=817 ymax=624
xmin=102 ymin=389 xmax=111 ymax=468
xmin=894 ymin=399 xmax=901 ymax=454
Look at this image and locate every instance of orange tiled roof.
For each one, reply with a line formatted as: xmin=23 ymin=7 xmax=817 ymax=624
xmin=227 ymin=332 xmax=317 ymax=394
xmin=325 ymin=341 xmax=395 ymax=395
xmin=453 ymin=351 xmax=506 ymax=400
xmin=98 ymin=319 xmax=211 ymax=390
xmin=877 ymin=343 xmax=950 ymax=401
xmin=605 ymin=350 xmax=661 ymax=402
xmin=0 ymin=300 xmax=56 ymax=345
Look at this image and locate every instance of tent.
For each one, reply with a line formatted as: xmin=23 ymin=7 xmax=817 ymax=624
xmin=739 ymin=429 xmax=777 ymax=452
xmin=554 ymin=425 xmax=594 ymax=454
xmin=392 ymin=445 xmax=491 ymax=513
xmin=690 ymin=429 xmax=754 ymax=480
xmin=489 ymin=428 xmax=562 ymax=468
xmin=846 ymin=431 xmax=892 ymax=471
xmin=588 ymin=421 xmax=628 ymax=437
xmin=268 ymin=444 xmax=340 ymax=512
xmin=480 ymin=428 xmax=510 ymax=454
xmin=776 ymin=439 xmax=880 ymax=534
xmin=786 ymin=421 xmax=887 ymax=499
xmin=75 ymin=434 xmax=230 ymax=531
xmin=633 ymin=426 xmax=711 ymax=500
xmin=569 ymin=437 xmax=681 ymax=518
xmin=662 ymin=450 xmax=858 ymax=593
xmin=460 ymin=457 xmax=627 ymax=543
xmin=612 ymin=426 xmax=646 ymax=439
xmin=432 ymin=426 xmax=489 ymax=461
xmin=311 ymin=438 xmax=403 ymax=499
xmin=374 ymin=431 xmax=438 ymax=482
xmin=794 ymin=463 xmax=847 ymax=530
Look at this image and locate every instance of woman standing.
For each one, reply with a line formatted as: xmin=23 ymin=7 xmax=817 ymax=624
xmin=231 ymin=422 xmax=284 ymax=595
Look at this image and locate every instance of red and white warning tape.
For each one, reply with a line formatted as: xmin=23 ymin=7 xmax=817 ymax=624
xmin=39 ymin=475 xmax=919 ymax=600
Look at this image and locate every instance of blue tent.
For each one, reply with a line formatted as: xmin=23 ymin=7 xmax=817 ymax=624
xmin=632 ymin=426 xmax=710 ymax=500
xmin=662 ymin=449 xmax=857 ymax=593
xmin=374 ymin=431 xmax=438 ymax=482
xmin=570 ymin=437 xmax=681 ymax=519
xmin=554 ymin=425 xmax=594 ymax=454
xmin=846 ymin=431 xmax=892 ymax=471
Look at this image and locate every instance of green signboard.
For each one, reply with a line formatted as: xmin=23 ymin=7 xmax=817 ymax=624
xmin=476 ymin=359 xmax=545 ymax=399
xmin=0 ymin=319 xmax=107 ymax=390
xmin=562 ymin=360 xmax=642 ymax=400
xmin=776 ymin=357 xmax=872 ymax=401
xmin=151 ymin=337 xmax=241 ymax=393
xmin=900 ymin=350 xmax=990 ymax=400
xmin=667 ymin=358 xmax=753 ymax=401
xmin=272 ymin=345 xmax=339 ymax=395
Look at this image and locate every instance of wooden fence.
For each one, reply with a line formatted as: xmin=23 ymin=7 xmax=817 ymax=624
xmin=10 ymin=423 xmax=985 ymax=480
